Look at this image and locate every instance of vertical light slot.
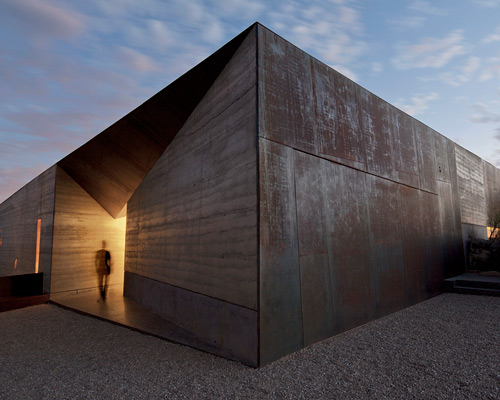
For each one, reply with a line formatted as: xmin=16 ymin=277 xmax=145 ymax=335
xmin=35 ymin=218 xmax=41 ymax=273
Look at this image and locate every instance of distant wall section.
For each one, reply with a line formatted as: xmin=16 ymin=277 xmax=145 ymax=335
xmin=0 ymin=166 xmax=56 ymax=292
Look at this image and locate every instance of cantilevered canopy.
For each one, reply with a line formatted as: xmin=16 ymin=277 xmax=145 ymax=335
xmin=58 ymin=25 xmax=255 ymax=218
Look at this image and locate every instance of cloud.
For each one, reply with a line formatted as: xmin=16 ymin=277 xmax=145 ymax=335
xmin=408 ymin=1 xmax=448 ymax=15
xmin=389 ymin=16 xmax=426 ymax=30
xmin=479 ymin=58 xmax=500 ymax=81
xmin=267 ymin=2 xmax=365 ymax=79
xmin=471 ymin=103 xmax=500 ymax=124
xmin=482 ymin=26 xmax=500 ymax=44
xmin=395 ymin=92 xmax=438 ymax=116
xmin=392 ymin=30 xmax=466 ymax=69
xmin=473 ymin=0 xmax=500 ymax=6
xmin=117 ymin=47 xmax=161 ymax=72
xmin=1 ymin=0 xmax=85 ymax=47
xmin=471 ymin=101 xmax=500 ymax=166
xmin=370 ymin=62 xmax=384 ymax=75
xmin=0 ymin=164 xmax=55 ymax=204
xmin=441 ymin=56 xmax=481 ymax=86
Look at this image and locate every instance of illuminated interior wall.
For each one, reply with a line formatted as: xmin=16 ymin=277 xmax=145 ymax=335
xmin=50 ymin=167 xmax=126 ymax=295
xmin=0 ymin=166 xmax=56 ymax=292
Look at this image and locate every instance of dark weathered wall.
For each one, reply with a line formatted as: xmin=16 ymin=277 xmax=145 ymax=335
xmin=257 ymin=25 xmax=465 ymax=365
xmin=0 ymin=166 xmax=56 ymax=292
xmin=51 ymin=167 xmax=126 ymax=294
xmin=125 ymin=28 xmax=258 ymax=364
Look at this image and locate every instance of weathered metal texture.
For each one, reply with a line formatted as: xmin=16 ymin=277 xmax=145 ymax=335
xmin=322 ymin=161 xmax=377 ymax=332
xmin=421 ymin=189 xmax=444 ymax=296
xmin=483 ymin=161 xmax=500 ymax=216
xmin=259 ymin=139 xmax=303 ymax=366
xmin=455 ymin=145 xmax=488 ymax=226
xmin=398 ymin=186 xmax=427 ymax=304
xmin=313 ymin=61 xmax=366 ymax=171
xmin=365 ymin=175 xmax=406 ymax=316
xmin=294 ymin=152 xmax=334 ymax=346
xmin=58 ymin=25 xmax=255 ymax=218
xmin=413 ymin=119 xmax=438 ymax=193
xmin=126 ymin=28 xmax=258 ymax=311
xmin=124 ymin=271 xmax=258 ymax=366
xmin=257 ymin=24 xmax=469 ymax=365
xmin=259 ymin=28 xmax=317 ymax=154
xmin=359 ymin=92 xmax=396 ymax=180
xmin=0 ymin=166 xmax=56 ymax=292
xmin=388 ymin=105 xmax=420 ymax=188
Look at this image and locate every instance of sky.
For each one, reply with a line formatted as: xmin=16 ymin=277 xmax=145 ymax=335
xmin=1 ymin=0 xmax=500 ymax=203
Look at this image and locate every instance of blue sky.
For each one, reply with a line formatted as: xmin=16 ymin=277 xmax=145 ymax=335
xmin=1 ymin=0 xmax=500 ymax=203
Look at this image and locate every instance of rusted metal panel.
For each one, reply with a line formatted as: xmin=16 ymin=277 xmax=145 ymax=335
xmin=398 ymin=186 xmax=427 ymax=304
xmin=294 ymin=152 xmax=333 ymax=346
xmin=322 ymin=161 xmax=377 ymax=332
xmin=483 ymin=160 xmax=500 ymax=216
xmin=420 ymin=190 xmax=443 ymax=296
xmin=455 ymin=145 xmax=487 ymax=226
xmin=313 ymin=61 xmax=366 ymax=170
xmin=359 ymin=91 xmax=395 ymax=180
xmin=414 ymin=119 xmax=438 ymax=193
xmin=388 ymin=105 xmax=420 ymax=187
xmin=436 ymin=181 xmax=465 ymax=278
xmin=259 ymin=27 xmax=317 ymax=154
xmin=434 ymin=133 xmax=452 ymax=183
xmin=365 ymin=175 xmax=406 ymax=316
xmin=259 ymin=139 xmax=303 ymax=365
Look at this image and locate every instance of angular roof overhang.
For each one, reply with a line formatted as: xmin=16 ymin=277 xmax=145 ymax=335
xmin=58 ymin=24 xmax=256 ymax=218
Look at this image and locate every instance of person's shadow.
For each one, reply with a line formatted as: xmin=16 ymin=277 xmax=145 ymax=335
xmin=95 ymin=241 xmax=111 ymax=301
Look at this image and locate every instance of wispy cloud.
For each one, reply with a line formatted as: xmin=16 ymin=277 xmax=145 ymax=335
xmin=392 ymin=30 xmax=466 ymax=69
xmin=408 ymin=1 xmax=448 ymax=16
xmin=441 ymin=56 xmax=481 ymax=86
xmin=389 ymin=16 xmax=426 ymax=30
xmin=473 ymin=0 xmax=500 ymax=6
xmin=471 ymin=99 xmax=500 ymax=166
xmin=0 ymin=164 xmax=55 ymax=203
xmin=470 ymin=103 xmax=500 ymax=125
xmin=267 ymin=2 xmax=365 ymax=81
xmin=395 ymin=92 xmax=439 ymax=116
xmin=1 ymin=0 xmax=85 ymax=47
xmin=117 ymin=47 xmax=161 ymax=72
xmin=479 ymin=58 xmax=500 ymax=81
xmin=482 ymin=26 xmax=500 ymax=43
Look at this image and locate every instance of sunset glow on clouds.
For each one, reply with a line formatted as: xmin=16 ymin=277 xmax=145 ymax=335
xmin=1 ymin=0 xmax=500 ymax=202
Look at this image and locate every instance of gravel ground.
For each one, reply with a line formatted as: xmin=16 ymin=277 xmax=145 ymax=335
xmin=1 ymin=293 xmax=499 ymax=399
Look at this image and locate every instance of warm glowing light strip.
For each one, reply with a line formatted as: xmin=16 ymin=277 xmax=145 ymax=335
xmin=35 ymin=218 xmax=41 ymax=273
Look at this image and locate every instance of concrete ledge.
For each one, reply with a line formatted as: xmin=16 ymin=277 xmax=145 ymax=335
xmin=123 ymin=271 xmax=258 ymax=366
xmin=0 ymin=294 xmax=50 ymax=313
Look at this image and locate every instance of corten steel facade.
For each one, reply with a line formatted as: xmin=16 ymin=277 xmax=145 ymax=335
xmin=1 ymin=23 xmax=500 ymax=366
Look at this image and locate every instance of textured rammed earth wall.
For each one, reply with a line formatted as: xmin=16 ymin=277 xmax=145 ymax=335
xmin=257 ymin=26 xmax=467 ymax=365
xmin=124 ymin=29 xmax=259 ymax=365
xmin=0 ymin=166 xmax=56 ymax=292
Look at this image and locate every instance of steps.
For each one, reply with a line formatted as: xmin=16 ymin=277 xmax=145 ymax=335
xmin=444 ymin=273 xmax=500 ymax=297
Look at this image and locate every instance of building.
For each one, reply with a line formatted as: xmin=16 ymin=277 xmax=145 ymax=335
xmin=1 ymin=23 xmax=499 ymax=367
